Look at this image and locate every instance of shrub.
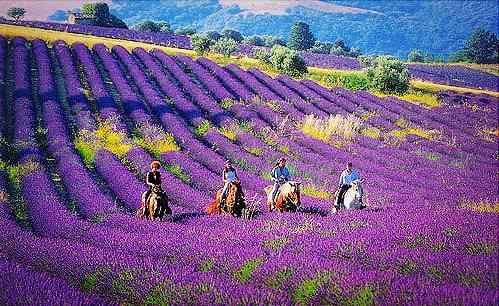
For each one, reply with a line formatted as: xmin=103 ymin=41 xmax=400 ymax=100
xmin=408 ymin=49 xmax=424 ymax=62
xmin=252 ymin=47 xmax=271 ymax=64
xmin=192 ymin=34 xmax=211 ymax=55
xmin=175 ymin=27 xmax=196 ymax=36
xmin=242 ymin=35 xmax=265 ymax=46
xmin=367 ymin=56 xmax=410 ymax=94
xmin=204 ymin=30 xmax=222 ymax=43
xmin=270 ymin=45 xmax=308 ymax=77
xmin=210 ymin=38 xmax=238 ymax=57
xmin=222 ymin=29 xmax=243 ymax=43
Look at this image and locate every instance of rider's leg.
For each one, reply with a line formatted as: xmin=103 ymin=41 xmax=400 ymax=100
xmin=271 ymin=183 xmax=280 ymax=203
xmin=221 ymin=182 xmax=230 ymax=203
xmin=338 ymin=184 xmax=350 ymax=206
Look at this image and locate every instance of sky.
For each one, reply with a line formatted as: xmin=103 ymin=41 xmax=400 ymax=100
xmin=0 ymin=0 xmax=112 ymax=21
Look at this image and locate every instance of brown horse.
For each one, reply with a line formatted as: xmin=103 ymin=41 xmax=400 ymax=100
xmin=137 ymin=188 xmax=171 ymax=221
xmin=264 ymin=181 xmax=301 ymax=212
xmin=207 ymin=181 xmax=246 ymax=217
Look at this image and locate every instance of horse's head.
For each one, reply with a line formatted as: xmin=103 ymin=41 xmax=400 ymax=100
xmin=351 ymin=179 xmax=364 ymax=200
xmin=223 ymin=181 xmax=245 ymax=216
xmin=281 ymin=181 xmax=301 ymax=207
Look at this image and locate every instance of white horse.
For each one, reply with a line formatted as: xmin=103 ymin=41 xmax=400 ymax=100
xmin=332 ymin=179 xmax=365 ymax=214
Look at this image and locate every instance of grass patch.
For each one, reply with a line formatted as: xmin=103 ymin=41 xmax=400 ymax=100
xmin=410 ymin=80 xmax=499 ymax=97
xmin=360 ymin=126 xmax=382 ymax=139
xmin=232 ymin=258 xmax=263 ymax=284
xmin=293 ymin=270 xmax=334 ymax=305
xmin=376 ymin=88 xmax=441 ymax=107
xmin=164 ymin=164 xmax=190 ymax=183
xmin=133 ymin=122 xmax=178 ymax=158
xmin=197 ymin=258 xmax=214 ymax=272
xmin=192 ymin=120 xmax=210 ymax=138
xmin=396 ymin=261 xmax=418 ymax=275
xmin=267 ymin=268 xmax=293 ymax=289
xmin=218 ymin=126 xmax=237 ymax=141
xmin=465 ymin=241 xmax=496 ymax=256
xmin=263 ymin=237 xmax=289 ymax=251
xmin=74 ymin=119 xmax=133 ymax=165
xmin=301 ymin=184 xmax=332 ymax=199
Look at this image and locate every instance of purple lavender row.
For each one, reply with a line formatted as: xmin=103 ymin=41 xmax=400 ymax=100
xmin=408 ymin=64 xmax=499 ymax=92
xmin=0 ymin=19 xmax=191 ymax=50
xmin=0 ymin=36 xmax=6 ymax=159
xmin=72 ymin=42 xmax=128 ymax=133
xmin=132 ymin=47 xmax=205 ymax=127
xmin=176 ymin=54 xmax=236 ymax=101
xmin=52 ymin=40 xmax=96 ymax=131
xmin=0 ymin=254 xmax=113 ymax=305
xmin=225 ymin=64 xmax=305 ymax=122
xmin=248 ymin=67 xmax=329 ymax=117
xmin=198 ymin=57 xmax=255 ymax=102
xmin=93 ymin=44 xmax=152 ymax=127
xmin=32 ymin=39 xmax=117 ymax=218
xmin=276 ymin=74 xmax=347 ymax=115
xmin=11 ymin=37 xmax=41 ymax=163
xmin=152 ymin=50 xmax=236 ymax=128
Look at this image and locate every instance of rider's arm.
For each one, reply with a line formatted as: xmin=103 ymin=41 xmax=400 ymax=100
xmin=284 ymin=167 xmax=291 ymax=181
xmin=271 ymin=167 xmax=279 ymax=183
xmin=222 ymin=169 xmax=228 ymax=183
xmin=338 ymin=171 xmax=344 ymax=187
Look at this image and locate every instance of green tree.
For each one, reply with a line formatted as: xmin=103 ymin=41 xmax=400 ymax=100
xmin=7 ymin=7 xmax=26 ymax=20
xmin=133 ymin=20 xmax=160 ymax=32
xmin=210 ymin=37 xmax=238 ymax=57
xmin=222 ymin=29 xmax=243 ymax=43
xmin=81 ymin=3 xmax=127 ymax=28
xmin=408 ymin=49 xmax=424 ymax=62
xmin=367 ymin=56 xmax=410 ymax=94
xmin=270 ymin=45 xmax=308 ymax=77
xmin=262 ymin=35 xmax=286 ymax=47
xmin=175 ymin=27 xmax=196 ymax=36
xmin=448 ymin=49 xmax=468 ymax=63
xmin=243 ymin=35 xmax=265 ymax=46
xmin=463 ymin=28 xmax=499 ymax=64
xmin=192 ymin=34 xmax=212 ymax=55
xmin=288 ymin=21 xmax=315 ymax=50
xmin=157 ymin=22 xmax=171 ymax=33
xmin=309 ymin=41 xmax=333 ymax=54
xmin=205 ymin=31 xmax=222 ymax=42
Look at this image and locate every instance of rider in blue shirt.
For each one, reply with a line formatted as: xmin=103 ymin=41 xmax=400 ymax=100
xmin=337 ymin=162 xmax=364 ymax=207
xmin=271 ymin=158 xmax=291 ymax=203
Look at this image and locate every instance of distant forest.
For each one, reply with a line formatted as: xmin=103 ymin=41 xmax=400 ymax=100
xmin=49 ymin=0 xmax=499 ymax=59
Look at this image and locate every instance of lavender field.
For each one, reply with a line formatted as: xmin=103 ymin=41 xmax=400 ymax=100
xmin=0 ymin=35 xmax=497 ymax=305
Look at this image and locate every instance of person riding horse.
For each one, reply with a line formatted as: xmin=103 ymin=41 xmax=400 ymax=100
xmin=220 ymin=160 xmax=240 ymax=207
xmin=270 ymin=158 xmax=292 ymax=205
xmin=336 ymin=162 xmax=365 ymax=209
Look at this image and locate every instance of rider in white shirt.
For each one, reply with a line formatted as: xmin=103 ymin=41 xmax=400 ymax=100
xmin=337 ymin=162 xmax=364 ymax=207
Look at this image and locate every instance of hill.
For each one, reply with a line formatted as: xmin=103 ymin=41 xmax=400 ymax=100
xmin=0 ymin=26 xmax=497 ymax=304
xmin=45 ymin=0 xmax=498 ymax=59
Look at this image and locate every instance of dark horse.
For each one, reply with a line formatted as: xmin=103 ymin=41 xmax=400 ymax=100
xmin=207 ymin=181 xmax=246 ymax=217
xmin=264 ymin=181 xmax=301 ymax=212
xmin=137 ymin=187 xmax=172 ymax=221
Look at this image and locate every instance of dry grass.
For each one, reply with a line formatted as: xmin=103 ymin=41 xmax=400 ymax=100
xmin=301 ymin=114 xmax=363 ymax=142
xmin=459 ymin=199 xmax=499 ymax=214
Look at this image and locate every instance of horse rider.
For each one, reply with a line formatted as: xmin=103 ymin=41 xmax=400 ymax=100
xmin=337 ymin=161 xmax=365 ymax=208
xmin=271 ymin=157 xmax=292 ymax=204
xmin=144 ymin=160 xmax=165 ymax=204
xmin=220 ymin=159 xmax=240 ymax=206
